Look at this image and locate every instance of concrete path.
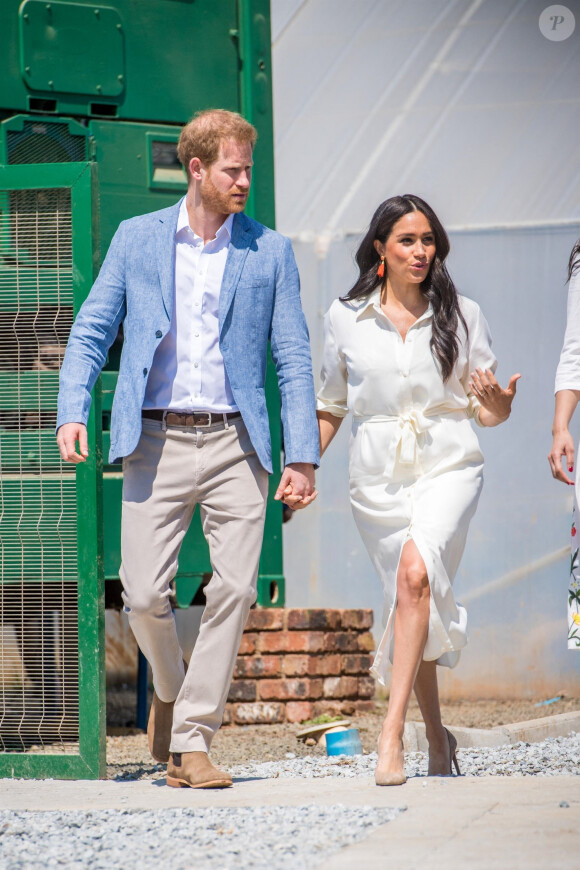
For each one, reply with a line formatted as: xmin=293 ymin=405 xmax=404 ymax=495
xmin=1 ymin=774 xmax=578 ymax=869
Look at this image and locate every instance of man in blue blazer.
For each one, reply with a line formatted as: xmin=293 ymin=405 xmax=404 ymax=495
xmin=57 ymin=109 xmax=319 ymax=789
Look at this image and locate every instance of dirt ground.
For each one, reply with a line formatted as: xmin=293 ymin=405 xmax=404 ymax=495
xmin=106 ymin=693 xmax=580 ymax=781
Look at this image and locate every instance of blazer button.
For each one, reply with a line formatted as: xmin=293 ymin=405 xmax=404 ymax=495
xmin=143 ymin=367 xmax=148 ymax=376
xmin=155 ymin=330 xmax=162 ymax=338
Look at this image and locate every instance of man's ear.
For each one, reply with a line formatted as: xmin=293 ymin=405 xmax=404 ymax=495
xmin=188 ymin=157 xmax=203 ymax=181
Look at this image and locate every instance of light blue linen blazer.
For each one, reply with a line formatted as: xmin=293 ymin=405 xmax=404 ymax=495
xmin=57 ymin=201 xmax=320 ymax=473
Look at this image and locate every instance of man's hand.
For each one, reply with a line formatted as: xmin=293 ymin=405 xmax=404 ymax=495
xmin=274 ymin=463 xmax=317 ymax=511
xmin=57 ymin=422 xmax=89 ymax=463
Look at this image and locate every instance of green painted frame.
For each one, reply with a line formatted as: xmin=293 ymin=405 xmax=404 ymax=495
xmin=0 ymin=162 xmax=106 ymax=779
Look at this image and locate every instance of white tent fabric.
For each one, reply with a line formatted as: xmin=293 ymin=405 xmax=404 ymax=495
xmin=271 ymin=0 xmax=580 ymax=696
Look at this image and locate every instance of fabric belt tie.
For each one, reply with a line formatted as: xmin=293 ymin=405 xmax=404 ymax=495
xmin=142 ymin=409 xmax=241 ymax=429
xmin=354 ymin=409 xmax=466 ymax=476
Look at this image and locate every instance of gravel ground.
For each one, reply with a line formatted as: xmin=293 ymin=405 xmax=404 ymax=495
xmin=227 ymin=733 xmax=580 ymax=781
xmin=106 ymin=695 xmax=580 ymax=780
xmin=0 ymin=805 xmax=401 ymax=870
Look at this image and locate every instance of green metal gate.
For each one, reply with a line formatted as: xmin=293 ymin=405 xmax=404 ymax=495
xmin=0 ymin=162 xmax=105 ymax=778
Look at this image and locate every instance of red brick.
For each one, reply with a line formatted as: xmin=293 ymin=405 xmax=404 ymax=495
xmin=313 ymin=654 xmax=342 ymax=676
xmin=356 ymin=632 xmax=375 ymax=652
xmin=245 ymin=609 xmax=285 ymax=632
xmin=339 ymin=701 xmax=356 ymax=716
xmin=257 ymin=631 xmax=324 ymax=653
xmin=258 ymin=678 xmax=323 ymax=701
xmin=352 ymin=700 xmax=376 ymax=713
xmin=286 ymin=701 xmax=314 ymax=723
xmin=339 ymin=609 xmax=374 ymax=631
xmin=287 ymin=609 xmax=341 ymax=631
xmin=323 ymin=632 xmax=359 ymax=653
xmin=322 ymin=676 xmax=359 ymax=699
xmin=238 ymin=633 xmax=258 ymax=655
xmin=357 ymin=676 xmax=376 ymax=698
xmin=234 ymin=655 xmax=280 ymax=679
xmin=312 ymin=700 xmax=343 ymax=718
xmin=233 ymin=702 xmax=285 ymax=725
xmin=227 ymin=680 xmax=256 ymax=702
xmin=341 ymin=654 xmax=372 ymax=675
xmin=281 ymin=654 xmax=311 ymax=676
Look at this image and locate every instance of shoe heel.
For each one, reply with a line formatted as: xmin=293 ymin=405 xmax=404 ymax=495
xmin=452 ymin=752 xmax=461 ymax=776
xmin=166 ymin=775 xmax=189 ymax=789
xmin=444 ymin=728 xmax=461 ymax=776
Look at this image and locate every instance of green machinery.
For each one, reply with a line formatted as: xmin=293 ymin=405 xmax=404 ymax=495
xmin=0 ymin=0 xmax=282 ymax=779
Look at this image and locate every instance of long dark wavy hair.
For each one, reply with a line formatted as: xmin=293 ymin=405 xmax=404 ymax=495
xmin=341 ymin=194 xmax=467 ymax=381
xmin=568 ymin=239 xmax=580 ymax=281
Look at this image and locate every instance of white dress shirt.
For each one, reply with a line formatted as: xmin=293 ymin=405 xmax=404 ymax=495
xmin=555 ymin=271 xmax=580 ymax=393
xmin=143 ymin=200 xmax=238 ymax=412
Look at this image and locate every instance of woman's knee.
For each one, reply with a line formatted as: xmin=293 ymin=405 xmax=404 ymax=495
xmin=397 ymin=559 xmax=429 ymax=605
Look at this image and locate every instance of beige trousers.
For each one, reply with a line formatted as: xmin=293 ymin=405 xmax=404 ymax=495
xmin=120 ymin=416 xmax=268 ymax=753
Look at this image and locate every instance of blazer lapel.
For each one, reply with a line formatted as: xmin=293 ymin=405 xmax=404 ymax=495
xmin=219 ymin=213 xmax=253 ymax=332
xmin=156 ymin=200 xmax=182 ymax=320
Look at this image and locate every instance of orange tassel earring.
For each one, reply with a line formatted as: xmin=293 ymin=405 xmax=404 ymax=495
xmin=377 ymin=256 xmax=385 ymax=278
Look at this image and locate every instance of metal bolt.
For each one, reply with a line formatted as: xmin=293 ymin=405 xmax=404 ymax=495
xmin=94 ymin=8 xmax=100 ymax=16
xmin=117 ymin=74 xmax=123 ymax=82
xmin=46 ymin=3 xmax=51 ymax=10
xmin=23 ymin=12 xmax=29 ymax=20
xmin=48 ymin=80 xmax=54 ymax=88
xmin=116 ymin=22 xmax=122 ymax=30
xmin=25 ymin=66 xmax=31 ymax=75
xmin=96 ymin=84 xmax=102 ymax=92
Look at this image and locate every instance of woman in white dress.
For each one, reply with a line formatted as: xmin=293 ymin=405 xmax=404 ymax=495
xmin=305 ymin=195 xmax=519 ymax=786
xmin=548 ymin=240 xmax=580 ymax=649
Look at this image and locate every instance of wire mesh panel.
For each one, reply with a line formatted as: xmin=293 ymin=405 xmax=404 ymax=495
xmin=0 ymin=163 xmax=104 ymax=779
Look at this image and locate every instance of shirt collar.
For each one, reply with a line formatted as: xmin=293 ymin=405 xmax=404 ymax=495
xmin=175 ymin=197 xmax=234 ymax=243
xmin=354 ymin=287 xmax=433 ymax=323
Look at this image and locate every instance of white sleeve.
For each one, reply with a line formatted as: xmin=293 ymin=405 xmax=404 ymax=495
xmin=316 ymin=304 xmax=349 ymax=418
xmin=461 ymin=303 xmax=498 ymax=427
xmin=555 ymin=271 xmax=580 ymax=393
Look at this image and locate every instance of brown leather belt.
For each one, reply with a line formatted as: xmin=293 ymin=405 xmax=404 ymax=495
xmin=142 ymin=409 xmax=241 ymax=428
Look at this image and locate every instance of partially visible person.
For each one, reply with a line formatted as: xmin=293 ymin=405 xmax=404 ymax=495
xmin=293 ymin=195 xmax=520 ymax=786
xmin=548 ymin=239 xmax=580 ymax=649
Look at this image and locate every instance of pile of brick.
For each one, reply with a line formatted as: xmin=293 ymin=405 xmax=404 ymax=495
xmin=224 ymin=608 xmax=376 ymax=726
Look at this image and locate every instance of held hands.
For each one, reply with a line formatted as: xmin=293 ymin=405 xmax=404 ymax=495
xmin=274 ymin=462 xmax=317 ymax=511
xmin=469 ymin=368 xmax=521 ymax=426
xmin=56 ymin=422 xmax=89 ymax=463
xmin=548 ymin=428 xmax=575 ymax=486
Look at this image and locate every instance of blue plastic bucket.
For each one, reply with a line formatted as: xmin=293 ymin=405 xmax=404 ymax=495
xmin=325 ymin=728 xmax=363 ymax=756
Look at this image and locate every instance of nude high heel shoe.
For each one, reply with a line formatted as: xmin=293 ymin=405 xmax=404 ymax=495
xmin=428 ymin=727 xmax=461 ymax=776
xmin=445 ymin=727 xmax=461 ymax=775
xmin=375 ymin=738 xmax=407 ymax=786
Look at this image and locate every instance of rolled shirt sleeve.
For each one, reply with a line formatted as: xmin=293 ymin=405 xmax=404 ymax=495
xmin=461 ymin=303 xmax=497 ymax=427
xmin=555 ymin=271 xmax=580 ymax=394
xmin=317 ymin=303 xmax=349 ymax=418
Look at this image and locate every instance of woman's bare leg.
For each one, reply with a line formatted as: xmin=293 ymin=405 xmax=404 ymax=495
xmin=377 ymin=539 xmax=430 ymax=780
xmin=413 ymin=660 xmax=451 ymax=775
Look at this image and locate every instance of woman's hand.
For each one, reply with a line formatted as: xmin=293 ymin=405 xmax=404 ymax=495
xmin=469 ymin=368 xmax=521 ymax=426
xmin=548 ymin=428 xmax=575 ymax=485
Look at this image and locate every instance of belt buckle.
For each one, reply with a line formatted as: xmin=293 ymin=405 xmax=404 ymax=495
xmin=193 ymin=412 xmax=212 ymax=428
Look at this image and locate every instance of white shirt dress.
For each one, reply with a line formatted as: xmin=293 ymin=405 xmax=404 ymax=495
xmin=554 ymin=270 xmax=580 ymax=649
xmin=317 ymin=289 xmax=497 ymax=684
